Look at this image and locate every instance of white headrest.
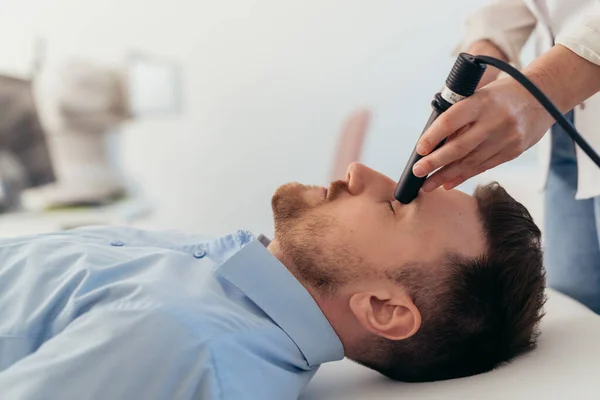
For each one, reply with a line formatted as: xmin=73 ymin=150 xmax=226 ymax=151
xmin=303 ymin=289 xmax=600 ymax=399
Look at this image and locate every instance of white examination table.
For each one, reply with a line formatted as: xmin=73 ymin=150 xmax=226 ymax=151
xmin=302 ymin=289 xmax=600 ymax=399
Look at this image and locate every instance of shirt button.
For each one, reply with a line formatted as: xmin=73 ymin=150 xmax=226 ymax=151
xmin=193 ymin=249 xmax=206 ymax=259
xmin=111 ymin=240 xmax=125 ymax=247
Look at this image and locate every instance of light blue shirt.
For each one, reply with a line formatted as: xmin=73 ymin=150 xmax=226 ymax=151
xmin=0 ymin=226 xmax=344 ymax=399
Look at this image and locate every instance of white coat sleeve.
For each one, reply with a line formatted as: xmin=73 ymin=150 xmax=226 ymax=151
xmin=453 ymin=0 xmax=537 ymax=67
xmin=556 ymin=1 xmax=600 ymax=66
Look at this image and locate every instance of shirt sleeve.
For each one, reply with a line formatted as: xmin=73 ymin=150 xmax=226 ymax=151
xmin=0 ymin=305 xmax=221 ymax=400
xmin=556 ymin=2 xmax=600 ymax=66
xmin=453 ymin=0 xmax=537 ymax=68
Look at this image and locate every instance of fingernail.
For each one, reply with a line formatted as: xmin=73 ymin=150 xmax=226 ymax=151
xmin=416 ymin=143 xmax=428 ymax=156
xmin=413 ymin=164 xmax=426 ymax=177
xmin=422 ymin=179 xmax=437 ymax=192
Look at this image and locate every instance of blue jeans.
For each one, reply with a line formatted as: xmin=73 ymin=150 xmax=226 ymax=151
xmin=544 ymin=110 xmax=600 ymax=314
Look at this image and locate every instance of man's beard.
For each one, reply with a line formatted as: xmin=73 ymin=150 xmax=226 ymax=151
xmin=271 ymin=180 xmax=355 ymax=294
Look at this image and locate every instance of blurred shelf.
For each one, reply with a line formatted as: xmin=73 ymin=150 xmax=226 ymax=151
xmin=0 ymin=197 xmax=153 ymax=238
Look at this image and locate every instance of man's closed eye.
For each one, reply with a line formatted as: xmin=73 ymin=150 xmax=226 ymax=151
xmin=387 ymin=201 xmax=395 ymax=215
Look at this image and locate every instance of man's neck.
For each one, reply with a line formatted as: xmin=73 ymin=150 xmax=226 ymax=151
xmin=266 ymin=240 xmax=316 ymax=297
xmin=267 ymin=239 xmax=361 ymax=356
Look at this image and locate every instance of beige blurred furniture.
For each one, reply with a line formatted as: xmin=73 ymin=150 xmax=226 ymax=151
xmin=329 ymin=108 xmax=371 ymax=182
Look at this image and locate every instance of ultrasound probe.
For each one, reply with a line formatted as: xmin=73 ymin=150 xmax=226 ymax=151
xmin=394 ymin=53 xmax=600 ymax=204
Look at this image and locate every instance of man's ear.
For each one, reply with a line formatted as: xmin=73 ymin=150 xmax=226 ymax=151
xmin=349 ymin=289 xmax=421 ymax=341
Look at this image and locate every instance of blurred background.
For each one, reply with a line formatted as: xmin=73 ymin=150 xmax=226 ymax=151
xmin=0 ymin=0 xmax=541 ymax=239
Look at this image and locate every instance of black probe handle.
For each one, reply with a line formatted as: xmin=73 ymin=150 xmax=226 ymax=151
xmin=393 ymin=53 xmax=486 ymax=204
xmin=394 ymin=109 xmax=444 ymax=204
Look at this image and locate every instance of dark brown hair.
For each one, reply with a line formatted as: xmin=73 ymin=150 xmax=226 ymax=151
xmin=355 ymin=182 xmax=546 ymax=382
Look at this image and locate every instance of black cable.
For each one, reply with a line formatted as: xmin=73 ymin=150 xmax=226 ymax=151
xmin=474 ymin=55 xmax=600 ymax=168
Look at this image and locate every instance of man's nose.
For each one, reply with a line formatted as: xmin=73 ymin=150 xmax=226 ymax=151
xmin=346 ymin=162 xmax=394 ymax=198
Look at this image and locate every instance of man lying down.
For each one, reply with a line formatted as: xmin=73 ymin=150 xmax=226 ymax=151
xmin=0 ymin=163 xmax=545 ymax=399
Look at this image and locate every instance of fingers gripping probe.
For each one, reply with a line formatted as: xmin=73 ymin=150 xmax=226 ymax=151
xmin=394 ymin=53 xmax=486 ymax=204
xmin=394 ymin=52 xmax=600 ymax=204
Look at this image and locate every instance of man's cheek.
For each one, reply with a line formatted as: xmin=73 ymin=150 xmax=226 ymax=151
xmin=334 ymin=209 xmax=365 ymax=234
xmin=406 ymin=230 xmax=446 ymax=263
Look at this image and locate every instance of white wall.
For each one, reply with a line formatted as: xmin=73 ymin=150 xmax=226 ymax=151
xmin=0 ymin=0 xmax=543 ymax=237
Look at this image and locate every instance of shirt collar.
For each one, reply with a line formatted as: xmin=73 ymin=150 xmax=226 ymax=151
xmin=256 ymin=234 xmax=271 ymax=248
xmin=214 ymin=234 xmax=344 ymax=367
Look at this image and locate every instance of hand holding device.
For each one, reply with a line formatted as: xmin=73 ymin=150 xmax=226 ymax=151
xmin=394 ymin=52 xmax=600 ymax=204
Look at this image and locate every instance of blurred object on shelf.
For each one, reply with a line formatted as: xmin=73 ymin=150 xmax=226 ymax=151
xmin=19 ymin=49 xmax=184 ymax=212
xmin=0 ymin=151 xmax=27 ymax=212
xmin=0 ymin=74 xmax=55 ymax=213
xmin=23 ymin=58 xmax=131 ymax=211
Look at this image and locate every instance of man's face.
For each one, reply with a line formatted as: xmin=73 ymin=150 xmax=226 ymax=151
xmin=271 ymin=163 xmax=486 ymax=290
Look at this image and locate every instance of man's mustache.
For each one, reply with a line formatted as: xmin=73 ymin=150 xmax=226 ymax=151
xmin=326 ymin=180 xmax=349 ymax=201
